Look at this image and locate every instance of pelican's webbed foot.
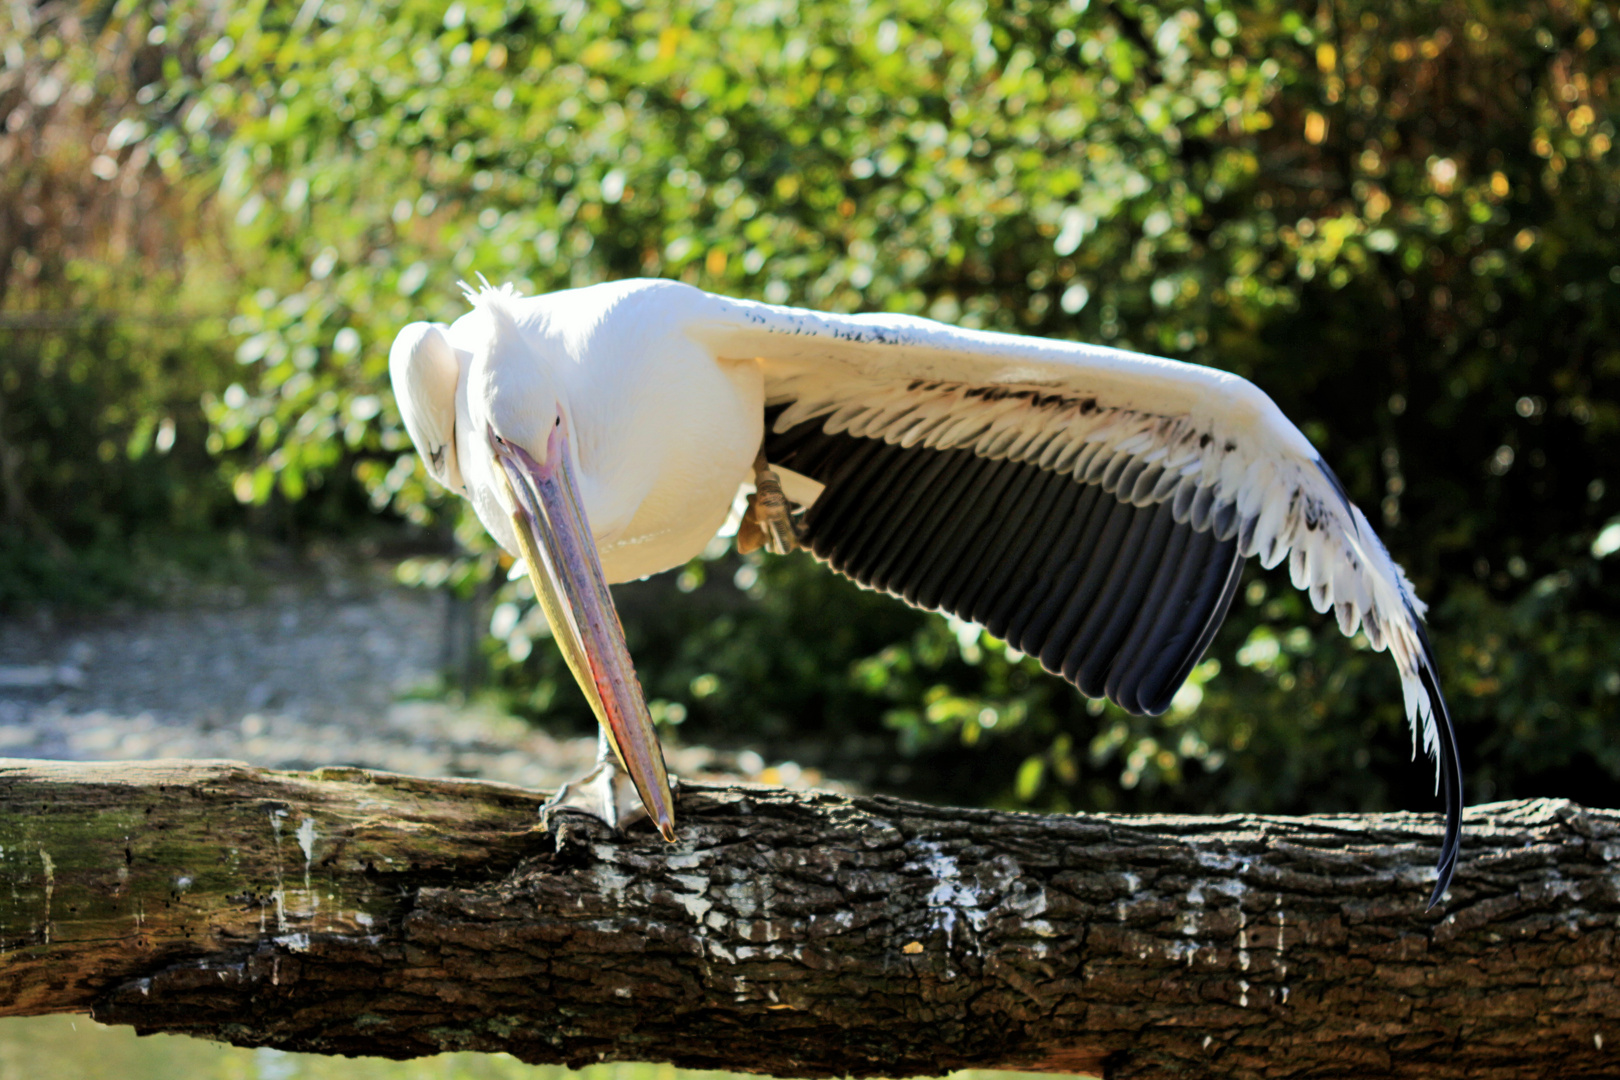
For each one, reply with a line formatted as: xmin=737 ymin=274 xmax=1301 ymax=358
xmin=737 ymin=450 xmax=803 ymax=556
xmin=542 ymin=753 xmax=681 ymax=837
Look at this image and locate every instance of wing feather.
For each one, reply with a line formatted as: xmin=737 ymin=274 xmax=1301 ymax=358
xmin=986 ymin=478 xmax=1091 ymax=642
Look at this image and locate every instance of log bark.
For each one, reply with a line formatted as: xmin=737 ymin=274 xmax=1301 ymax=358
xmin=0 ymin=758 xmax=1617 ymax=1079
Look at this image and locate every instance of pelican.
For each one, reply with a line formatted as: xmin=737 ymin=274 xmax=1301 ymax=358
xmin=390 ymin=277 xmax=1463 ymax=905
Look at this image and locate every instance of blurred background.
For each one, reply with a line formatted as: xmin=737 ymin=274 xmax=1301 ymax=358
xmin=1 ymin=0 xmax=1617 ymax=1069
xmin=8 ymin=0 xmax=1617 ymax=815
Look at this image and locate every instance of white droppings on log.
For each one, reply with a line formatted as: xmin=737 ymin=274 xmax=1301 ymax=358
xmin=275 ymin=933 xmax=310 ymax=953
xmin=912 ymin=839 xmax=982 ymax=947
xmin=701 ymin=921 xmax=736 ymax=965
xmin=1193 ymin=847 xmax=1242 ymax=872
xmin=1116 ymin=872 xmax=1140 ymax=922
xmin=296 ymin=816 xmax=317 ymax=892
xmin=1274 ymin=895 xmax=1289 ymax=982
xmin=38 ymin=848 xmax=54 ymax=945
xmin=1199 ymin=870 xmax=1252 ymax=978
xmin=905 ymin=839 xmax=998 ymax=976
xmin=1233 ymin=897 xmax=1250 ymax=972
xmin=589 ymin=846 xmax=631 ymax=910
xmin=671 ymin=874 xmax=712 ymax=922
xmin=268 ymin=808 xmax=289 ymax=926
xmin=1006 ymin=879 xmax=1049 ymax=919
xmin=918 ymin=841 xmax=974 ymax=909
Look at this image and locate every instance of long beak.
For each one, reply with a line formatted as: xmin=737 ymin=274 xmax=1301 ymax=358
xmin=491 ymin=420 xmax=676 ymax=842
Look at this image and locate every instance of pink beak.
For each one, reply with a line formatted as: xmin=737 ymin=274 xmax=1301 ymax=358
xmin=492 ymin=418 xmax=676 ymax=841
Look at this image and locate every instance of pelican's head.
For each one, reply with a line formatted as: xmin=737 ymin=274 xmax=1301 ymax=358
xmin=389 ymin=321 xmax=465 ymax=494
xmin=461 ymin=281 xmax=675 ymax=842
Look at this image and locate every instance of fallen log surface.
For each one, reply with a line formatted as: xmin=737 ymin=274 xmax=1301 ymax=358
xmin=0 ymin=758 xmax=1616 ymax=1079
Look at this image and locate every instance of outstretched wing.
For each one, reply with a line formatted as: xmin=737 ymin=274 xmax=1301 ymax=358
xmin=677 ymin=284 xmax=1461 ymax=904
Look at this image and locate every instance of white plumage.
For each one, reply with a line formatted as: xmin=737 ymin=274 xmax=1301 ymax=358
xmin=391 ymin=276 xmax=1462 ymax=904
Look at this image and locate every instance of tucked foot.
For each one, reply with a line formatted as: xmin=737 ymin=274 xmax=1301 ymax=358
xmin=736 ymin=451 xmax=803 ymax=556
xmin=542 ymin=759 xmax=681 ymax=837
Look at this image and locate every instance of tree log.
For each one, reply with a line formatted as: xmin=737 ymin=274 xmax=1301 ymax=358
xmin=0 ymin=759 xmax=1616 ymax=1079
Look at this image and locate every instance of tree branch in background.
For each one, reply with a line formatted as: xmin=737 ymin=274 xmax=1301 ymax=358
xmin=0 ymin=759 xmax=1615 ymax=1079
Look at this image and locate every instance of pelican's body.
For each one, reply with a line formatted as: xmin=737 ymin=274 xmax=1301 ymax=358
xmin=392 ymin=277 xmax=1464 ymax=904
xmin=440 ymin=283 xmax=765 ymax=582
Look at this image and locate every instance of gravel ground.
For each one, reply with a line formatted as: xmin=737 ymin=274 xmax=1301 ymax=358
xmin=0 ymin=557 xmax=797 ymax=792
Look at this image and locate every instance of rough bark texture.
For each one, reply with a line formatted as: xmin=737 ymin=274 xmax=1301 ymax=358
xmin=0 ymin=758 xmax=1617 ymax=1079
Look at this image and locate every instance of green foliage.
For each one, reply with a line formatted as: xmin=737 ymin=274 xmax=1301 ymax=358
xmin=0 ymin=318 xmax=238 ymax=604
xmin=18 ymin=0 xmax=1620 ymax=815
xmin=0 ymin=5 xmax=251 ymax=603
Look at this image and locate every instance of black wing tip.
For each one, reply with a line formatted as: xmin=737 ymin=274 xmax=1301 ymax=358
xmin=1417 ymin=649 xmax=1464 ymax=911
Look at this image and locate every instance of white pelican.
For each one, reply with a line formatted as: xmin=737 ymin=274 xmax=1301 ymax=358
xmin=390 ymin=277 xmax=1463 ymax=905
